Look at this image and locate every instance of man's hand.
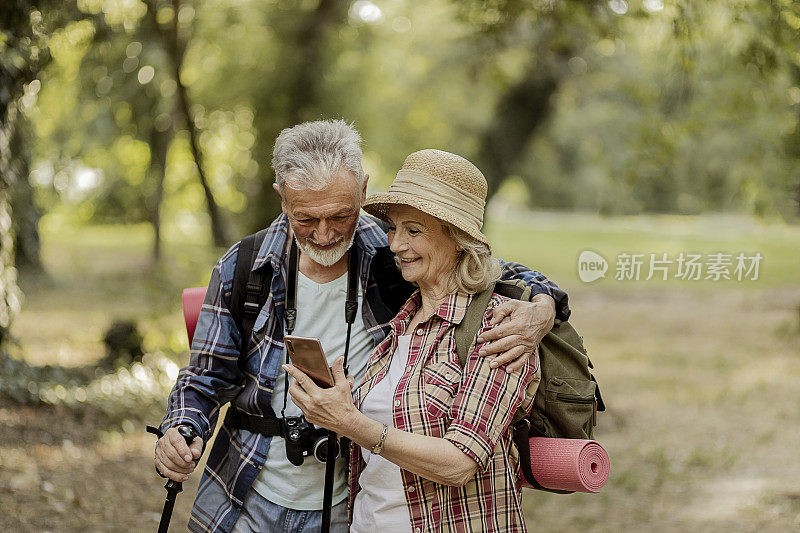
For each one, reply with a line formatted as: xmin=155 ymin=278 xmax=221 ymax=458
xmin=476 ymin=294 xmax=556 ymax=373
xmin=154 ymin=426 xmax=203 ymax=482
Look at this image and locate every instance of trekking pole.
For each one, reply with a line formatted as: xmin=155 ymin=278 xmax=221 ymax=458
xmin=146 ymin=425 xmax=198 ymax=533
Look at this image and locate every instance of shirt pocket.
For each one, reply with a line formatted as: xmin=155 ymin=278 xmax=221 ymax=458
xmin=421 ymin=360 xmax=462 ymax=418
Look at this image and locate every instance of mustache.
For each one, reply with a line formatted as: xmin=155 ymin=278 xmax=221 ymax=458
xmin=306 ymin=236 xmax=344 ymax=247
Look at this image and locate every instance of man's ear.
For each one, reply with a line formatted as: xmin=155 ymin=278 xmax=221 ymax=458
xmin=273 ymin=183 xmax=287 ymax=215
xmin=360 ymin=173 xmax=369 ymax=206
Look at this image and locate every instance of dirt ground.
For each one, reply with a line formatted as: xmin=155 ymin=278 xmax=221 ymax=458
xmin=0 ymin=402 xmax=198 ymax=532
xmin=2 ymin=273 xmax=800 ymax=531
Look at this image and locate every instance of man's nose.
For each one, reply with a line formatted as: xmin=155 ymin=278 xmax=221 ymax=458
xmin=313 ymin=220 xmax=335 ymax=245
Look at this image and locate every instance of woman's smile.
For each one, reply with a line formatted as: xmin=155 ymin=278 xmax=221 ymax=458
xmin=387 ymin=205 xmax=458 ymax=294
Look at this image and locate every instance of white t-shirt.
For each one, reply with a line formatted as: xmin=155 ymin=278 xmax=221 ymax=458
xmin=251 ymin=271 xmax=374 ymax=510
xmin=351 ymin=335 xmax=413 ymax=533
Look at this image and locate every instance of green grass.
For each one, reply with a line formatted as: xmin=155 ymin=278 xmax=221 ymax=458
xmin=485 ymin=207 xmax=800 ymax=291
xmin=16 ymin=219 xmax=223 ymax=367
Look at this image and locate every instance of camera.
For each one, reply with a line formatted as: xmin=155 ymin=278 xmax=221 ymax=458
xmin=282 ymin=415 xmax=340 ymax=466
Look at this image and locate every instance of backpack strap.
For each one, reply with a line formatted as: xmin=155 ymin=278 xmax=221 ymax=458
xmin=453 ymin=279 xmax=534 ymax=426
xmin=229 ymin=229 xmax=269 ymax=375
xmin=454 ymin=282 xmax=496 ymax=368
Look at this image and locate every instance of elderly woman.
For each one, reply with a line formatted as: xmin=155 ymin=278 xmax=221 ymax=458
xmin=285 ymin=149 xmax=540 ymax=532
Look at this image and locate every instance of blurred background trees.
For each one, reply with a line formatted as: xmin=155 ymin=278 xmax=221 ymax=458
xmin=13 ymin=0 xmax=800 ymax=249
xmin=1 ymin=0 xmax=49 ymax=357
xmin=3 ymin=0 xmax=799 ymax=339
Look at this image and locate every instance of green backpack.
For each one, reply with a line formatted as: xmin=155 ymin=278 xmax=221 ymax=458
xmin=454 ymin=279 xmax=605 ymax=492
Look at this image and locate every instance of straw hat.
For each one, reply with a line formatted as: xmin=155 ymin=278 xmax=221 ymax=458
xmin=363 ymin=149 xmax=490 ymax=247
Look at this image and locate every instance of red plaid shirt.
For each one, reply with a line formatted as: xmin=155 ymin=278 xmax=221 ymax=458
xmin=348 ymin=290 xmax=540 ymax=532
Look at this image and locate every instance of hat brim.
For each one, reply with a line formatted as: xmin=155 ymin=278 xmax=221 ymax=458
xmin=363 ymin=192 xmax=490 ymax=248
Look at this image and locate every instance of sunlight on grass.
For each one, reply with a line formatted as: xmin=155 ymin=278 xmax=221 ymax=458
xmin=485 ymin=205 xmax=799 ymax=291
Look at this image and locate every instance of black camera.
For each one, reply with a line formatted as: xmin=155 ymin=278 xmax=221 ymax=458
xmin=282 ymin=416 xmax=340 ymax=466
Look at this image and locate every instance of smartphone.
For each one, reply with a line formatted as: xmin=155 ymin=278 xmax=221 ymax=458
xmin=284 ymin=335 xmax=334 ymax=388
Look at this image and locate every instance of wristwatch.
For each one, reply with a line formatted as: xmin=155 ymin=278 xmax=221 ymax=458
xmin=371 ymin=424 xmax=389 ymax=455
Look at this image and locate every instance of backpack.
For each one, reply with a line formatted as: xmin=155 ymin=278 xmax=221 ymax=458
xmin=453 ymin=279 xmax=605 ymax=493
xmin=228 ymin=229 xmax=271 ymax=370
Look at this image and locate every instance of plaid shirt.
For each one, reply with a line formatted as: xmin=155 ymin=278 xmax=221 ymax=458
xmin=349 ymin=291 xmax=540 ymax=533
xmin=161 ymin=213 xmax=567 ymax=533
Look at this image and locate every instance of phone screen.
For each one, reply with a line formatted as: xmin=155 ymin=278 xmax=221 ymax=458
xmin=284 ymin=335 xmax=334 ymax=388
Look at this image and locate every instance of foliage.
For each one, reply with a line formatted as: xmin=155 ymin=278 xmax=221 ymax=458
xmin=20 ymin=0 xmax=800 ymax=252
xmin=518 ymin=1 xmax=800 ymax=218
xmin=0 ymin=0 xmax=48 ymax=348
xmin=0 ymin=350 xmax=178 ymax=427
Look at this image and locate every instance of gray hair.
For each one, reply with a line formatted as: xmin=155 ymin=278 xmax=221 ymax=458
xmin=272 ymin=119 xmax=365 ymax=192
xmin=442 ymin=223 xmax=502 ymax=294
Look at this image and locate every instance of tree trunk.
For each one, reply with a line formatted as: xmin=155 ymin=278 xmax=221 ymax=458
xmin=145 ymin=0 xmax=229 ymax=247
xmin=169 ymin=0 xmax=227 ymax=247
xmin=10 ymin=115 xmax=42 ymax=272
xmin=0 ymin=122 xmax=22 ymax=349
xmin=284 ymin=0 xmax=345 ymax=125
xmin=475 ymin=63 xmax=561 ymax=201
xmin=0 ymin=3 xmax=33 ymax=353
xmin=148 ymin=125 xmax=172 ymax=261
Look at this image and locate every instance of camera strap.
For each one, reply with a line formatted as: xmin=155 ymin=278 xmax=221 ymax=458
xmin=281 ymin=236 xmax=359 ymax=533
xmin=323 ymin=245 xmax=358 ymax=533
xmin=281 ymin=238 xmax=359 ymax=416
xmin=281 ymin=238 xmax=299 ymax=420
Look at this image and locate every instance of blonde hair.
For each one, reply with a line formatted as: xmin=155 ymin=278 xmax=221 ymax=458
xmin=442 ymin=223 xmax=501 ymax=294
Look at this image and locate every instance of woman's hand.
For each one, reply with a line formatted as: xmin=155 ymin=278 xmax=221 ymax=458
xmin=288 ymin=358 xmax=479 ymax=486
xmin=284 ymin=356 xmax=359 ymax=435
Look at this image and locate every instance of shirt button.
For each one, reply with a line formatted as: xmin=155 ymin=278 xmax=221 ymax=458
xmin=416 ymin=328 xmax=424 ymax=335
xmin=415 ymin=528 xmax=421 ymax=533
xmin=394 ymin=399 xmax=401 ymax=407
xmin=408 ymin=485 xmax=415 ymax=493
xmin=445 ymin=372 xmax=452 ymax=380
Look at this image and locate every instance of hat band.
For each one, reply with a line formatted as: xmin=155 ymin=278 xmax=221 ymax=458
xmin=389 ymin=170 xmax=486 ymax=230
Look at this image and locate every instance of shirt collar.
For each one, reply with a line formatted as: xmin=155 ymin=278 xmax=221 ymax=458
xmin=390 ymin=289 xmax=475 ymax=335
xmin=251 ymin=213 xmax=290 ymax=272
xmin=433 ymin=291 xmax=473 ymax=325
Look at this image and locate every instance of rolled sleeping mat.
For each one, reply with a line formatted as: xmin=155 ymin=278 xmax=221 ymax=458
xmin=520 ymin=437 xmax=610 ymax=493
xmin=182 ymin=287 xmax=207 ymax=345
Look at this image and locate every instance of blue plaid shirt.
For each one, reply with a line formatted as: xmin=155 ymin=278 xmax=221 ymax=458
xmin=160 ymin=213 xmax=569 ymax=533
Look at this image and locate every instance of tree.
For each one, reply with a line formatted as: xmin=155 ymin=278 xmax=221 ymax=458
xmin=454 ymin=0 xmax=618 ymax=200
xmin=0 ymin=0 xmax=48 ymax=350
xmin=243 ymin=0 xmax=352 ymax=233
xmin=2 ymin=3 xmax=47 ymax=273
xmin=754 ymin=0 xmax=800 ymax=214
xmin=146 ymin=0 xmax=228 ymax=247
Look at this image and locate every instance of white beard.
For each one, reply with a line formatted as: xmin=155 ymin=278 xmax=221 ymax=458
xmin=295 ymin=230 xmax=356 ymax=267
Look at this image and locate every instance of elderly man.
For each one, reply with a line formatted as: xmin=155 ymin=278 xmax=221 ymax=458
xmin=155 ymin=120 xmax=570 ymax=533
